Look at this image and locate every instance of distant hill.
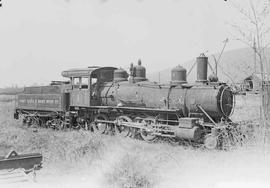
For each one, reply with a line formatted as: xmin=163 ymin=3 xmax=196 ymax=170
xmin=148 ymin=48 xmax=270 ymax=84
xmin=0 ymin=87 xmax=24 ymax=95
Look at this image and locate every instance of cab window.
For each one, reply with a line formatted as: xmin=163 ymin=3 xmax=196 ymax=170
xmin=91 ymin=78 xmax=97 ymax=85
xmin=72 ymin=77 xmax=89 ymax=89
xmin=73 ymin=77 xmax=80 ymax=89
xmin=81 ymin=77 xmax=89 ymax=89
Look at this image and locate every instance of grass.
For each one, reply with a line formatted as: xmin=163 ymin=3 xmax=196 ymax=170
xmin=104 ymin=152 xmax=158 ymax=188
xmin=1 ymin=94 xmax=270 ymax=187
xmin=0 ymin=96 xmax=105 ymax=175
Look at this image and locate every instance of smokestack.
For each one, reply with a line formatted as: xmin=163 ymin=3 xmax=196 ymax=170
xmin=196 ymin=53 xmax=208 ymax=83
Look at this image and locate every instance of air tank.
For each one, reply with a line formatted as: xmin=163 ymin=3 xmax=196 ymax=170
xmin=171 ymin=65 xmax=187 ymax=84
xmin=196 ymin=53 xmax=208 ymax=83
xmin=134 ymin=59 xmax=147 ymax=82
xmin=114 ymin=68 xmax=128 ymax=82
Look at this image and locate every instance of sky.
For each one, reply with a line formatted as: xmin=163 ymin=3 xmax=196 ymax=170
xmin=0 ymin=0 xmax=250 ymax=87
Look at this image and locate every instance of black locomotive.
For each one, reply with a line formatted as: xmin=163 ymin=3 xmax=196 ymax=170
xmin=14 ymin=54 xmax=235 ymax=149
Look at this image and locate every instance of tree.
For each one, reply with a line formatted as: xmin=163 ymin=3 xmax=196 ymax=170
xmin=230 ymin=0 xmax=270 ymax=143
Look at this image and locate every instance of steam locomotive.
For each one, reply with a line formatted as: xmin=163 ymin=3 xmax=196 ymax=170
xmin=14 ymin=54 xmax=235 ymax=149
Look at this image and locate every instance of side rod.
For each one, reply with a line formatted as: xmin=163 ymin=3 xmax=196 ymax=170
xmin=196 ymin=105 xmax=218 ymax=127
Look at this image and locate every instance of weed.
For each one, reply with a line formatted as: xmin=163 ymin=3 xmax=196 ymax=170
xmin=105 ymin=153 xmax=159 ymax=188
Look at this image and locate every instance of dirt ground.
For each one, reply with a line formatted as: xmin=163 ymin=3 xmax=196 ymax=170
xmin=1 ymin=94 xmax=270 ymax=188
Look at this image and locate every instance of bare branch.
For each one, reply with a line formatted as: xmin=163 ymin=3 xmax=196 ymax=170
xmin=231 ymin=0 xmax=270 ymax=136
xmin=231 ymin=1 xmax=257 ymax=25
xmin=262 ymin=27 xmax=270 ymax=36
xmin=263 ymin=41 xmax=270 ymax=50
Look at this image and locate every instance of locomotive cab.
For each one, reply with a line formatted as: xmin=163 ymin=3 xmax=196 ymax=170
xmin=61 ymin=67 xmax=116 ymax=107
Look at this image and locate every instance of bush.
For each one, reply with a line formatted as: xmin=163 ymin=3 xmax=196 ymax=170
xmin=105 ymin=153 xmax=158 ymax=188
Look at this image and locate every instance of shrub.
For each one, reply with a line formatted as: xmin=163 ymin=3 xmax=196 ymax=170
xmin=105 ymin=153 xmax=158 ymax=188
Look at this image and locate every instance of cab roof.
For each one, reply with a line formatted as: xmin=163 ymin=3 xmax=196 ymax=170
xmin=61 ymin=66 xmax=117 ymax=78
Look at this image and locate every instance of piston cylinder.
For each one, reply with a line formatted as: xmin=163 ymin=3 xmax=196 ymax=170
xmin=196 ymin=53 xmax=208 ymax=83
xmin=174 ymin=126 xmax=202 ymax=141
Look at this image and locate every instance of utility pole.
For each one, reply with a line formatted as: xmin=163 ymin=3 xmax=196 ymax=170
xmin=253 ymin=38 xmax=257 ymax=74
xmin=212 ymin=55 xmax=218 ymax=77
xmin=211 ymin=38 xmax=229 ymax=77
xmin=217 ymin=38 xmax=229 ymax=65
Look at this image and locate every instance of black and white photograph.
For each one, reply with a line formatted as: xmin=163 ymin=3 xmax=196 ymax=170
xmin=0 ymin=0 xmax=270 ymax=187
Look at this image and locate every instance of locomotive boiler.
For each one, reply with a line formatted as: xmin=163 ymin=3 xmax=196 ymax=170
xmin=14 ymin=54 xmax=235 ymax=149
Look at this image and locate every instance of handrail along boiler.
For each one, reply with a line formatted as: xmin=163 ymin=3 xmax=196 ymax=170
xmin=14 ymin=54 xmax=235 ymax=149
